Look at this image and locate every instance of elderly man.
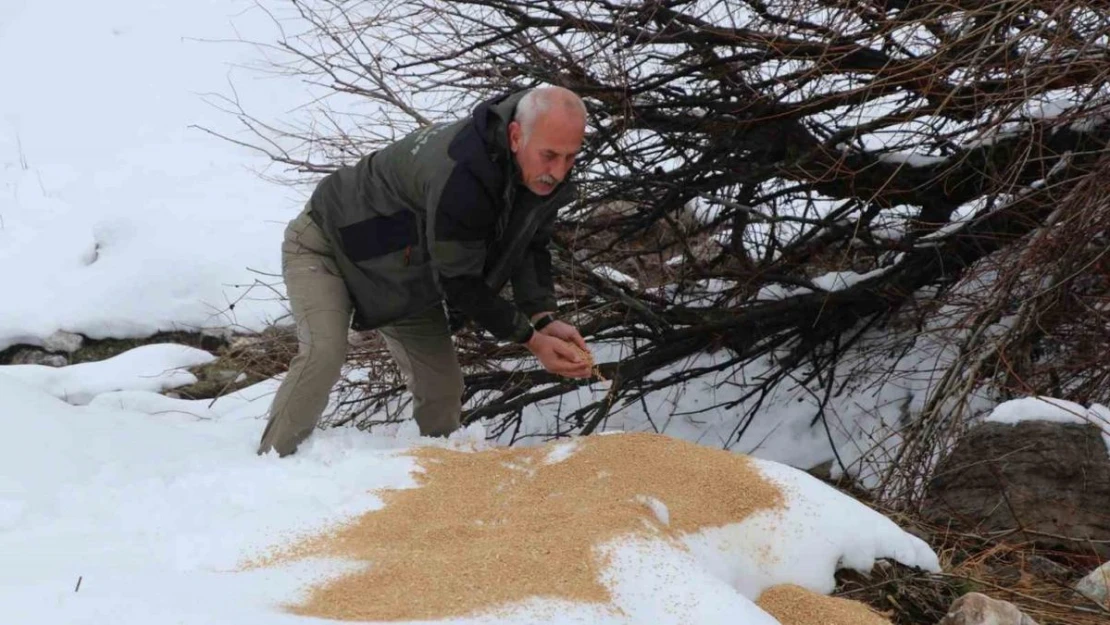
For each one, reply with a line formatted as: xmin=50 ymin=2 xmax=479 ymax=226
xmin=257 ymin=87 xmax=593 ymax=457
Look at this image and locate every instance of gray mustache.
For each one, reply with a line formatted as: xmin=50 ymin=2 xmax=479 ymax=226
xmin=538 ymin=175 xmax=559 ymax=185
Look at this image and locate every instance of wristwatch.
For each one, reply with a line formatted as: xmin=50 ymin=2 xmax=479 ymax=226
xmin=533 ymin=313 xmax=557 ymax=331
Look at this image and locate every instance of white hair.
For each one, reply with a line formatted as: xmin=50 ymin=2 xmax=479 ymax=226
xmin=514 ymin=87 xmax=587 ymax=144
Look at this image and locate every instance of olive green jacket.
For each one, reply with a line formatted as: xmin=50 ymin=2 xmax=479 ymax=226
xmin=307 ymin=90 xmax=577 ymax=343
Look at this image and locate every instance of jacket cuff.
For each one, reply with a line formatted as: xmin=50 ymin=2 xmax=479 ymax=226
xmin=517 ymin=296 xmax=558 ymax=318
xmin=510 ymin=318 xmax=535 ymax=344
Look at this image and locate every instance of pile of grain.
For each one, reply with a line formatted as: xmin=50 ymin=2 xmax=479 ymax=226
xmin=249 ymin=432 xmax=786 ymax=621
xmin=757 ymin=584 xmax=893 ymax=625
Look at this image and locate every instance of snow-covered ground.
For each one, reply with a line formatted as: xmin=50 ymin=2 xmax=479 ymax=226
xmin=0 ymin=350 xmax=940 ymax=624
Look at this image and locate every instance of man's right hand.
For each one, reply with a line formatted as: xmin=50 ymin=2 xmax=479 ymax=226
xmin=525 ymin=332 xmax=594 ymax=378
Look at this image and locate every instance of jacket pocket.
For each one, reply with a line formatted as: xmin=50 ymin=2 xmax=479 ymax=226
xmin=342 ymin=212 xmax=439 ymax=329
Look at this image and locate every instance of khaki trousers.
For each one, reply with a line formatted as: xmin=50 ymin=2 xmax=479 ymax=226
xmin=257 ymin=204 xmax=464 ymax=457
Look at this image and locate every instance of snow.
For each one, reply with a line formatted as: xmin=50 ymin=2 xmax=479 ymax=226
xmin=0 ymin=371 xmax=427 ymax=623
xmin=871 ymin=218 xmax=906 ymax=242
xmin=0 ymin=343 xmax=214 ymax=404
xmin=593 ymin=265 xmax=639 ymax=288
xmin=594 ymin=538 xmax=784 ymax=624
xmin=0 ymin=0 xmax=313 ymax=353
xmin=877 ymin=151 xmax=948 ymax=167
xmin=634 ymin=495 xmax=671 ymax=526
xmin=915 ymin=215 xmax=974 ymax=244
xmin=986 ymin=396 xmax=1110 ymax=456
xmin=681 ymin=458 xmax=939 ymax=598
xmin=1024 ymin=97 xmax=1073 ymax=120
xmin=750 ymin=267 xmax=891 ymax=300
xmin=756 ymin=283 xmax=798 ymax=301
xmin=1069 ymin=110 xmax=1110 ymax=133
xmin=811 ymin=267 xmax=891 ymax=291
xmin=545 ymin=440 xmax=581 ymax=464
xmin=0 ymin=350 xmax=939 ymax=624
xmin=964 ymin=128 xmax=1020 ymax=148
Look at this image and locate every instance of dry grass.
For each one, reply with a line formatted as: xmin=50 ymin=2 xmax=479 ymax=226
xmin=933 ymin=536 xmax=1110 ymax=625
xmin=172 ymin=325 xmax=299 ymax=400
xmin=830 ymin=500 xmax=1110 ymax=625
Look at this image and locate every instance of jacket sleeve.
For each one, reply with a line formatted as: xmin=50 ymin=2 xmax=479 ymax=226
xmin=426 ymin=168 xmax=535 ymax=343
xmin=511 ymin=207 xmax=558 ymax=317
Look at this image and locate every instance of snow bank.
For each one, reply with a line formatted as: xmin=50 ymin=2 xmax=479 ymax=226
xmin=0 ymin=343 xmax=214 ymax=404
xmin=680 ymin=457 xmax=939 ymax=600
xmin=0 ymin=371 xmax=425 ymax=621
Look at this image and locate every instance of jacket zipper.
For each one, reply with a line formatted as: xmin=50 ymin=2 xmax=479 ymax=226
xmin=486 ymin=182 xmax=575 ymax=293
xmin=496 ymin=174 xmax=516 ymax=242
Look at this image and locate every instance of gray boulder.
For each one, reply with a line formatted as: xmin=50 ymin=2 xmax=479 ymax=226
xmin=922 ymin=420 xmax=1110 ymax=558
xmin=42 ymin=330 xmax=84 ymax=353
xmin=10 ymin=349 xmax=68 ymax=367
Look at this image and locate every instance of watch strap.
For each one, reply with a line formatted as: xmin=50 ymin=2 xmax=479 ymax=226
xmin=533 ymin=313 xmax=557 ymax=331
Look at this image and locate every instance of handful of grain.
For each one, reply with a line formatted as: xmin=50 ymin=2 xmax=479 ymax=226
xmin=567 ymin=341 xmax=605 ymax=380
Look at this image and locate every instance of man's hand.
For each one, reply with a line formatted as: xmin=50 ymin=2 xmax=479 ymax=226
xmin=525 ymin=331 xmax=593 ymax=378
xmin=538 ymin=318 xmax=588 ymax=352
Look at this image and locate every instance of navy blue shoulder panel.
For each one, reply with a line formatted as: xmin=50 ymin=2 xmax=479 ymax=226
xmin=434 ymin=166 xmax=498 ymax=243
xmin=447 ymin=119 xmax=504 ymax=199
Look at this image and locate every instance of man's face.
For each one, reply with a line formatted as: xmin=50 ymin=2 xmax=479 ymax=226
xmin=509 ymin=110 xmax=585 ymax=196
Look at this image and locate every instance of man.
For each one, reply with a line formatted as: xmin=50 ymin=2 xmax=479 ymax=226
xmin=257 ymin=86 xmax=593 ymax=457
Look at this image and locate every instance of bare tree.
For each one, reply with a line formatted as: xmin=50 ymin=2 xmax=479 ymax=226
xmin=216 ymin=0 xmax=1110 ymax=507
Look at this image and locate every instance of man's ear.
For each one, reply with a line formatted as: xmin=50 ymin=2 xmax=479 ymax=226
xmin=508 ymin=121 xmax=522 ymax=153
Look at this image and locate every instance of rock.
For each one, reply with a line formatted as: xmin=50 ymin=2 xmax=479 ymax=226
xmin=1025 ymin=555 xmax=1072 ymax=583
xmin=922 ymin=420 xmax=1110 ymax=558
xmin=206 ymin=368 xmax=241 ymax=386
xmin=10 ymin=349 xmax=68 ymax=367
xmin=937 ymin=592 xmax=1038 ymax=625
xmin=42 ymin=330 xmax=84 ymax=353
xmin=1076 ymin=561 xmax=1110 ymax=608
xmin=229 ymin=335 xmax=267 ymax=354
xmin=201 ymin=327 xmax=234 ymax=342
